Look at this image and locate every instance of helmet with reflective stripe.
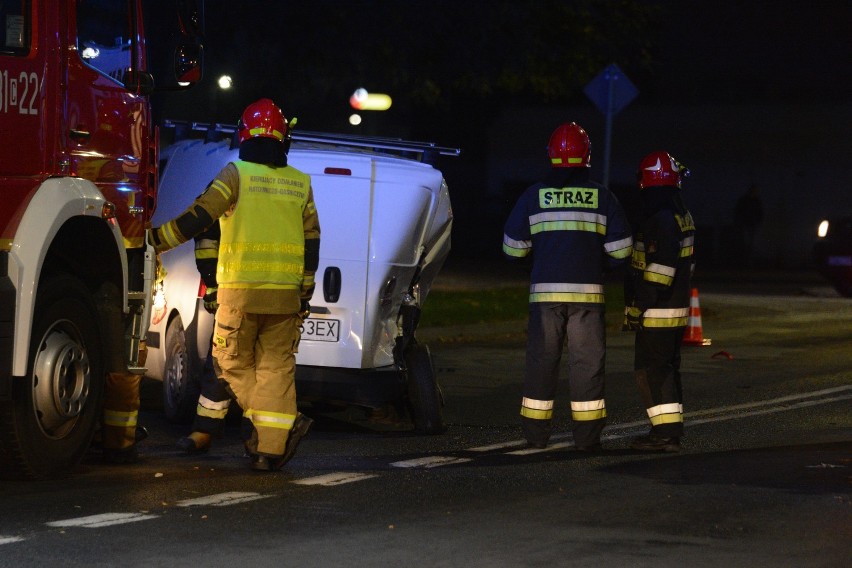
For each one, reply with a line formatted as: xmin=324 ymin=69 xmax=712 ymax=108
xmin=238 ymin=98 xmax=287 ymax=145
xmin=638 ymin=150 xmax=690 ymax=189
xmin=547 ymin=122 xmax=591 ymax=168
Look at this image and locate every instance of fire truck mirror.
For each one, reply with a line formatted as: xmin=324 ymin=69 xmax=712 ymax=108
xmin=174 ymin=43 xmax=203 ymax=85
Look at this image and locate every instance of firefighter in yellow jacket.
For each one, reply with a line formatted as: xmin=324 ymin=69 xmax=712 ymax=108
xmin=150 ymin=99 xmax=320 ymax=471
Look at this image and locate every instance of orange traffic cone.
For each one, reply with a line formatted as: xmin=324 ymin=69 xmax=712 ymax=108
xmin=682 ymin=288 xmax=712 ymax=346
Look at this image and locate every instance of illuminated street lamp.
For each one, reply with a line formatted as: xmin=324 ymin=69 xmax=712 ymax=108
xmin=218 ymin=75 xmax=233 ymax=90
xmin=350 ymin=88 xmax=392 ymax=111
xmin=349 ymin=114 xmax=363 ymax=126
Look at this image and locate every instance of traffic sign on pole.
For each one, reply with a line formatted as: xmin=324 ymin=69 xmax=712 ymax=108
xmin=583 ymin=64 xmax=638 ymax=187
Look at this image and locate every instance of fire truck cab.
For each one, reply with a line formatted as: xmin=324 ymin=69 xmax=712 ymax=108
xmin=0 ymin=1 xmax=202 ymax=479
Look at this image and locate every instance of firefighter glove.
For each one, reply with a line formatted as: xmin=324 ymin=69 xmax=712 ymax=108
xmin=622 ymin=306 xmax=643 ymax=332
xmin=299 ymin=299 xmax=311 ymax=321
xmin=203 ymin=287 xmax=218 ymax=314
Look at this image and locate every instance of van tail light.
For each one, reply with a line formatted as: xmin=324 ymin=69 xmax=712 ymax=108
xmin=198 ymin=279 xmax=206 ymax=298
xmin=324 ymin=167 xmax=352 ymax=176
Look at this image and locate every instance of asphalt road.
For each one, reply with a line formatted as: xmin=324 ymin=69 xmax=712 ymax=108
xmin=0 ymin=268 xmax=849 ymax=567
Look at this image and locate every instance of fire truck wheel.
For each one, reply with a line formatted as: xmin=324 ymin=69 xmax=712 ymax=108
xmin=404 ymin=343 xmax=445 ymax=434
xmin=162 ymin=315 xmax=199 ymax=423
xmin=0 ymin=275 xmax=104 ymax=480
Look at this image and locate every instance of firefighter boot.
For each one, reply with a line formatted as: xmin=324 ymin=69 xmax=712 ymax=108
xmin=630 ymin=434 xmax=681 ymax=452
xmin=249 ymin=413 xmax=313 ymax=472
xmin=176 ymin=431 xmax=212 ymax=455
xmin=276 ymin=413 xmax=314 ymax=469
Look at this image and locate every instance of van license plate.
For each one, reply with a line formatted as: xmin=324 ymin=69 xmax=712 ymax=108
xmin=300 ymin=318 xmax=340 ymax=342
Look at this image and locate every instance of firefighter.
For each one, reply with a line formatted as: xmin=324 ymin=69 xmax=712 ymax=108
xmin=96 ymin=281 xmax=147 ymax=464
xmin=502 ymin=122 xmax=633 ymax=451
xmin=623 ymin=150 xmax=695 ymax=452
xmin=150 ymin=98 xmax=320 ymax=471
xmin=174 ymin=220 xmax=233 ymax=454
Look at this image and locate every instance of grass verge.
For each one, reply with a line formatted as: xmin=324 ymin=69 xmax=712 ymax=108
xmin=420 ymin=284 xmax=626 ymax=327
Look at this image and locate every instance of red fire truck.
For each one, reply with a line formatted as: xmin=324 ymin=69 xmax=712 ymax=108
xmin=0 ymin=1 xmax=203 ymax=479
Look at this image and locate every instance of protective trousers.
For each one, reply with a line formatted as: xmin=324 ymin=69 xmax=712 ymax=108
xmin=191 ymin=336 xmax=232 ymax=438
xmin=212 ymin=304 xmax=300 ymax=457
xmin=521 ymin=303 xmax=607 ymax=448
xmin=102 ymin=372 xmax=141 ymax=450
xmin=634 ymin=328 xmax=684 ymax=438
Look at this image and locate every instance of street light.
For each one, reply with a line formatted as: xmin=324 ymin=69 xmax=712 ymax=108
xmin=349 ymin=88 xmax=392 ymax=111
xmin=218 ymin=75 xmax=233 ymax=90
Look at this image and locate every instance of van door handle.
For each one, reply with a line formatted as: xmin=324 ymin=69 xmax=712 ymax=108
xmin=323 ymin=266 xmax=341 ymax=303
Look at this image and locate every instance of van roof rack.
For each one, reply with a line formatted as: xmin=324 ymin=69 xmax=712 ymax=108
xmin=162 ymin=119 xmax=460 ymax=164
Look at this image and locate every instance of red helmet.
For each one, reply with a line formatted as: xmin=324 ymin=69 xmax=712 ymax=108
xmin=547 ymin=122 xmax=591 ymax=168
xmin=238 ymin=98 xmax=287 ymax=145
xmin=638 ymin=150 xmax=690 ymax=189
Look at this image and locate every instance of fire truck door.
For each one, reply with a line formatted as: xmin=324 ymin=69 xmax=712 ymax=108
xmin=67 ymin=1 xmax=149 ymax=248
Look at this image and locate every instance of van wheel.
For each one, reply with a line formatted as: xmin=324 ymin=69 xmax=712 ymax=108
xmin=405 ymin=343 xmax=445 ymax=434
xmin=0 ymin=276 xmax=103 ymax=480
xmin=162 ymin=315 xmax=198 ymax=423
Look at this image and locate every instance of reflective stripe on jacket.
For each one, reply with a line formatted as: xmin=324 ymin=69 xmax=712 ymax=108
xmin=502 ymin=174 xmax=633 ymax=307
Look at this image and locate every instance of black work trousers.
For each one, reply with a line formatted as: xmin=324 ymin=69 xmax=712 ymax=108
xmin=192 ymin=335 xmax=232 ymax=437
xmin=634 ymin=327 xmax=685 ymax=438
xmin=522 ymin=303 xmax=607 ymax=448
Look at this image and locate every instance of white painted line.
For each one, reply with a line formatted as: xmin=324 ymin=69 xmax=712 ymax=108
xmin=46 ymin=512 xmax=159 ymax=528
xmin=468 ymin=385 xmax=852 ymax=455
xmin=390 ymin=456 xmax=473 ymax=468
xmin=506 ymin=441 xmax=573 ymax=456
xmin=686 ymin=393 xmax=852 ymax=426
xmin=291 ymin=472 xmax=379 ymax=486
xmin=0 ymin=536 xmax=25 ymax=545
xmin=686 ymin=385 xmax=852 ymax=418
xmin=176 ymin=492 xmax=272 ymax=507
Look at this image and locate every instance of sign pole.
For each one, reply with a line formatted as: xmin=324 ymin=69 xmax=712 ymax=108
xmin=583 ymin=64 xmax=638 ymax=188
xmin=603 ymin=70 xmax=616 ymax=187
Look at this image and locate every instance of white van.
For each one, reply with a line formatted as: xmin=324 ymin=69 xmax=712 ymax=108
xmin=145 ymin=121 xmax=457 ymax=433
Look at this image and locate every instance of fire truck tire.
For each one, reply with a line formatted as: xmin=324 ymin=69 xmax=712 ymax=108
xmin=162 ymin=315 xmax=199 ymax=424
xmin=0 ymin=275 xmax=104 ymax=480
xmin=404 ymin=342 xmax=445 ymax=434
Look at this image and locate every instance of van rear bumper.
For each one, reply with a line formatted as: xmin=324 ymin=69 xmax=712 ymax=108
xmin=295 ymin=364 xmax=406 ymax=409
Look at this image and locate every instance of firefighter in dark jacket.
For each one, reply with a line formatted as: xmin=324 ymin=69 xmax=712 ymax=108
xmin=502 ymin=122 xmax=633 ymax=451
xmin=173 ymin=220 xmax=234 ymax=454
xmin=624 ymin=150 xmax=695 ymax=452
xmin=150 ymin=98 xmax=320 ymax=471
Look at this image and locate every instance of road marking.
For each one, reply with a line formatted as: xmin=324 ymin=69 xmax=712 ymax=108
xmin=686 ymin=393 xmax=852 ymax=426
xmin=291 ymin=472 xmax=379 ymax=486
xmin=176 ymin=492 xmax=272 ymax=507
xmin=391 ymin=456 xmax=473 ymax=468
xmin=0 ymin=536 xmax=25 ymax=545
xmin=507 ymin=441 xmax=573 ymax=456
xmin=472 ymin=385 xmax=852 ymax=455
xmin=46 ymin=512 xmax=159 ymax=528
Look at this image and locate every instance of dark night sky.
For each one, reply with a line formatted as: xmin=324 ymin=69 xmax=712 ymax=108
xmin=647 ymin=1 xmax=851 ymax=106
xmin=151 ymin=1 xmax=851 ymax=265
xmin=154 ymin=1 xmax=851 ymax=132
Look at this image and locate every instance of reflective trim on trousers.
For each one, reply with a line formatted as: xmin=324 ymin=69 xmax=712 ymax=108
xmin=197 ymin=405 xmax=229 ymax=420
xmin=571 ymin=399 xmax=606 ymax=422
xmin=249 ymin=409 xmax=296 ymax=430
xmin=103 ymin=409 xmax=138 ymax=428
xmin=520 ymin=400 xmax=553 ymax=420
xmin=199 ymin=394 xmax=230 ymax=410
xmin=647 ymin=402 xmax=683 ymax=425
